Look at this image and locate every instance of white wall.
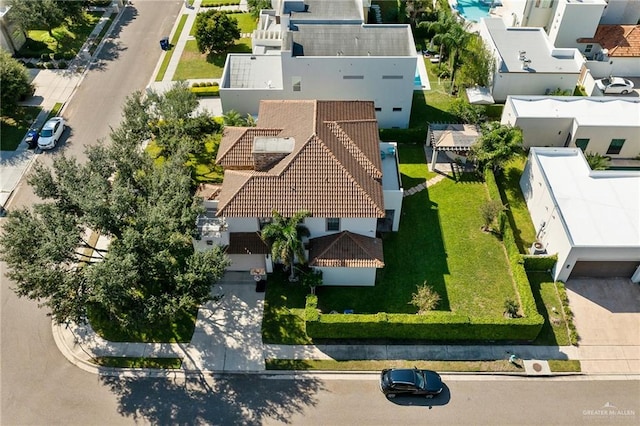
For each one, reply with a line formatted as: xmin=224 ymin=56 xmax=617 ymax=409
xmin=600 ymin=0 xmax=640 ymax=24
xmin=555 ymin=246 xmax=640 ymax=282
xmin=585 ymin=57 xmax=640 ymax=78
xmin=279 ymin=54 xmax=416 ymax=129
xmin=520 ymin=152 xmax=572 ymax=281
xmin=573 ymin=125 xmax=640 ymax=158
xmin=318 ymin=266 xmax=377 ymax=286
xmin=491 ymin=72 xmax=580 ymax=103
xmin=502 ymin=116 xmax=574 ymax=148
xmin=304 ymin=217 xmax=377 ymax=238
xmin=547 ymin=1 xmax=605 ymax=48
xmin=383 ymin=190 xmax=402 ymax=231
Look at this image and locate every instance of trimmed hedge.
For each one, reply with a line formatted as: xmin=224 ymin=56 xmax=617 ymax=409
xmin=523 ymin=254 xmax=558 ymax=271
xmin=190 ymin=86 xmax=220 ymax=97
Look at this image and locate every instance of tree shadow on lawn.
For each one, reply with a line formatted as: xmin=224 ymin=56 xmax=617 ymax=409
xmin=495 ymin=166 xmax=530 ymax=254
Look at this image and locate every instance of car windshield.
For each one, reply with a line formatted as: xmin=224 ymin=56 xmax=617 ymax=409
xmin=40 ymin=129 xmax=53 ymax=137
xmin=414 ymin=370 xmax=425 ymax=389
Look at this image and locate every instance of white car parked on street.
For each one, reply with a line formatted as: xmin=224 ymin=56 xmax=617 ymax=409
xmin=595 ymin=77 xmax=635 ymax=94
xmin=37 ymin=117 xmax=66 ymax=150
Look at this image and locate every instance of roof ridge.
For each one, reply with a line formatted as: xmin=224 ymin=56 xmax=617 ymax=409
xmin=216 ymin=127 xmax=249 ymax=163
xmin=326 ymin=121 xmax=382 ymax=180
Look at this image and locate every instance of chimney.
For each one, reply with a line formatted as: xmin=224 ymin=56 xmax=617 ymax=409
xmin=252 ymin=137 xmax=295 ymax=171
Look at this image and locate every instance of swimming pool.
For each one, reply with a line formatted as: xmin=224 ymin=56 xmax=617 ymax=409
xmin=455 ymin=0 xmax=494 ymax=23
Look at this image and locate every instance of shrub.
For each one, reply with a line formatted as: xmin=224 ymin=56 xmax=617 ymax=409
xmin=523 ymin=254 xmax=557 ymax=271
xmin=504 ymin=298 xmax=520 ymax=318
xmin=480 ymin=199 xmax=506 ymax=233
xmin=25 ymin=62 xmax=35 ymax=69
xmin=36 ymin=62 xmax=46 ymax=69
xmin=190 ymin=86 xmax=220 ymax=97
xmin=40 ymin=53 xmax=51 ymax=62
xmin=192 ymin=82 xmax=201 ymax=88
xmin=53 ymin=53 xmax=64 ymax=60
xmin=57 ymin=60 xmax=68 ymax=69
xmin=44 ymin=62 xmax=55 ymax=69
xmin=409 ymin=282 xmax=441 ymax=313
xmin=63 ymin=52 xmax=76 ymax=60
xmin=205 ymin=81 xmax=213 ymax=87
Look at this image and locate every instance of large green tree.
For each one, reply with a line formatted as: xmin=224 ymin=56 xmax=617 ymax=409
xmin=261 ymin=210 xmax=310 ymax=282
xmin=0 ymin=50 xmax=33 ymax=115
xmin=194 ymin=9 xmax=240 ymax=55
xmin=247 ymin=0 xmax=272 ymax=19
xmin=0 ymin=87 xmax=229 ymax=328
xmin=469 ymin=122 xmax=524 ymax=172
xmin=8 ymin=0 xmax=87 ymax=37
xmin=457 ymin=35 xmax=494 ymax=89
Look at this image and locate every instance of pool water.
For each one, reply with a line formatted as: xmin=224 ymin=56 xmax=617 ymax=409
xmin=456 ymin=0 xmax=492 ymax=22
xmin=414 ymin=69 xmax=422 ymax=87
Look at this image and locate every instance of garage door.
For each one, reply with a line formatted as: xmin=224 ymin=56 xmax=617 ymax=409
xmin=569 ymin=261 xmax=639 ymax=279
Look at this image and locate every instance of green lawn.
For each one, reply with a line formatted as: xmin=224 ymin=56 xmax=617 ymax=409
xmin=497 ymin=157 xmax=537 ymax=253
xmin=88 ymin=305 xmax=197 ymax=343
xmin=95 ymin=357 xmax=183 ymax=369
xmin=232 ymin=13 xmax=258 ymax=34
xmin=155 ymin=14 xmax=189 ymax=81
xmin=528 ymin=272 xmax=572 ymax=346
xmin=0 ymin=106 xmax=42 ymax=151
xmin=398 ymin=144 xmax=437 ymax=188
xmin=174 ymin=38 xmax=251 ymax=80
xmin=18 ymin=12 xmax=103 ymax=57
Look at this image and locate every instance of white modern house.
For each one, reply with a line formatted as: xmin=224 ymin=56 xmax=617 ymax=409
xmin=497 ymin=0 xmax=640 ymax=78
xmin=501 ymin=96 xmax=640 ymax=158
xmin=219 ymin=0 xmax=418 ymax=129
xmin=520 ymin=147 xmax=640 ymax=282
xmin=197 ymin=100 xmax=403 ymax=286
xmin=479 ymin=18 xmax=584 ymax=103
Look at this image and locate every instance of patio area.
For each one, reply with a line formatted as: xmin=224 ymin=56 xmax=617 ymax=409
xmin=426 ymin=123 xmax=480 ymax=173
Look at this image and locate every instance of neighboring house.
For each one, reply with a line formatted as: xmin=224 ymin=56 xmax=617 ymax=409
xmin=479 ymin=18 xmax=584 ymax=103
xmin=577 ymin=25 xmax=640 ymax=78
xmin=219 ymin=0 xmax=417 ymax=129
xmin=501 ymin=95 xmax=640 ymax=158
xmin=520 ymin=147 xmax=640 ymax=282
xmin=0 ymin=5 xmax=26 ymax=55
xmin=198 ymin=100 xmax=403 ymax=286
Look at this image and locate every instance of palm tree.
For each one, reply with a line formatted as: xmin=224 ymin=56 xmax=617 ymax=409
xmin=422 ymin=11 xmax=458 ymax=59
xmin=261 ymin=210 xmax=310 ymax=282
xmin=469 ymin=122 xmax=524 ymax=172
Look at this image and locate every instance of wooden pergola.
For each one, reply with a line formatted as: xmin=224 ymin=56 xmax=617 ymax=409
xmin=427 ymin=123 xmax=481 ymax=170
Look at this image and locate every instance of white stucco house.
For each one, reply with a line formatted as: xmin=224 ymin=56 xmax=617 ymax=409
xmin=195 ymin=100 xmax=403 ymax=286
xmin=577 ymin=24 xmax=640 ymax=78
xmin=520 ymin=147 xmax=640 ymax=282
xmin=479 ymin=18 xmax=584 ymax=103
xmin=219 ymin=0 xmax=418 ymax=129
xmin=501 ymin=96 xmax=640 ymax=158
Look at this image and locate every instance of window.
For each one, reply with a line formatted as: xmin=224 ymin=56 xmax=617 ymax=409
xmin=343 ymin=75 xmax=364 ymax=80
xmin=375 ymin=107 xmax=382 ymax=112
xmin=575 ymin=139 xmax=589 ymax=152
xmin=326 ymin=218 xmax=340 ymax=231
xmin=292 ymin=77 xmax=301 ymax=92
xmin=382 ymin=75 xmax=403 ymax=80
xmin=607 ymin=139 xmax=625 ymax=155
xmin=584 ymin=44 xmax=593 ymax=54
xmin=392 ymin=107 xmax=402 ymax=112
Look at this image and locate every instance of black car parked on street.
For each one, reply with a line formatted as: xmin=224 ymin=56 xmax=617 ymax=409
xmin=380 ymin=368 xmax=443 ymax=399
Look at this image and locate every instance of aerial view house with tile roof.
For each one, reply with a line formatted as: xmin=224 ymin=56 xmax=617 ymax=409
xmin=219 ymin=0 xmax=418 ymax=129
xmin=479 ymin=18 xmax=584 ymax=102
xmin=501 ymin=96 xmax=640 ymax=158
xmin=577 ymin=24 xmax=640 ymax=78
xmin=197 ymin=100 xmax=402 ymax=286
xmin=520 ymin=147 xmax=640 ymax=282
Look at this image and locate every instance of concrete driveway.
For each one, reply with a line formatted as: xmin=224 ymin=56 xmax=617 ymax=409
xmin=565 ymin=278 xmax=640 ymax=373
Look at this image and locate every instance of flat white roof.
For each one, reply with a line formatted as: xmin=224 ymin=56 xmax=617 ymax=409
xmin=225 ymin=54 xmax=283 ymax=89
xmin=532 ymin=147 xmax=640 ymax=247
xmin=482 ymin=18 xmax=582 ymax=73
xmin=506 ymin=96 xmax=640 ymax=127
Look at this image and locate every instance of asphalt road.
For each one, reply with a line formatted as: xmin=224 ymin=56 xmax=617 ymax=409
xmin=1 ymin=1 xmax=182 ymax=423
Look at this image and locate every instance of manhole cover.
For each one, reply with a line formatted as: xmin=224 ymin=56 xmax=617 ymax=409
xmin=533 ymin=363 xmax=542 ymax=372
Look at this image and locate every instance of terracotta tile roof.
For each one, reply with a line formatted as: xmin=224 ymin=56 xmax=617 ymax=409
xmin=215 ymin=100 xmax=385 ymax=218
xmin=195 ymin=183 xmax=222 ymax=200
xmin=577 ymin=25 xmax=640 ymax=57
xmin=308 ymin=231 xmax=384 ymax=268
xmin=217 ymin=127 xmax=283 ymax=168
xmin=226 ymin=232 xmax=270 ymax=254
